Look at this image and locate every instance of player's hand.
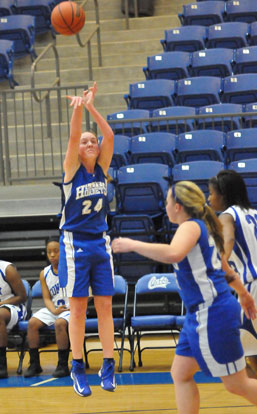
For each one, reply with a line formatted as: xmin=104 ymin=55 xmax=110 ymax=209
xmin=112 ymin=237 xmax=135 ymax=254
xmin=83 ymin=81 xmax=97 ymax=108
xmin=55 ymin=305 xmax=69 ymax=315
xmin=239 ymin=291 xmax=257 ymax=320
xmin=66 ymin=95 xmax=83 ymax=109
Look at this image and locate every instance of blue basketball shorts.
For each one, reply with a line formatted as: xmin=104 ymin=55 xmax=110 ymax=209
xmin=58 ymin=230 xmax=115 ymax=298
xmin=176 ymin=293 xmax=245 ymax=377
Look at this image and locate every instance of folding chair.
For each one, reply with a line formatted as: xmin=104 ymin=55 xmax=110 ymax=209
xmin=244 ymin=102 xmax=257 ymax=127
xmin=129 ymin=273 xmax=185 ymax=371
xmin=143 ymin=51 xmax=191 ymax=81
xmin=179 ymin=1 xmax=225 ymax=26
xmin=83 ymin=275 xmax=129 ymax=372
xmin=234 ymin=46 xmax=257 ymax=74
xmin=116 ymin=163 xmax=170 ymax=218
xmin=130 ymin=132 xmax=176 ymax=168
xmin=124 ymin=80 xmax=176 ymax=113
xmin=176 ymin=130 xmax=225 ymax=163
xmin=190 ymin=48 xmax=234 ymax=78
xmin=226 ymin=129 xmax=257 ymax=164
xmin=161 ymin=25 xmax=207 ymax=52
xmin=198 ymin=103 xmax=244 ymax=132
xmin=176 ymin=76 xmax=222 ymax=107
xmin=0 ymin=15 xmax=36 ymax=60
xmin=0 ymin=0 xmax=14 ymax=16
xmin=151 ymin=106 xmax=197 ymax=134
xmin=250 ymin=22 xmax=257 ymax=46
xmin=228 ymin=158 xmax=257 ymax=207
xmin=0 ymin=39 xmax=18 ymax=88
xmin=107 ymin=109 xmax=150 ymax=137
xmin=222 ymin=73 xmax=257 ymax=104
xmin=207 ymin=22 xmax=249 ymax=49
xmin=110 ymin=135 xmax=130 ymax=170
xmin=226 ymin=0 xmax=257 ymax=24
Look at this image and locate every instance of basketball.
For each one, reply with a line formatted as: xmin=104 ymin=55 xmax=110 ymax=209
xmin=51 ymin=1 xmax=85 ymax=36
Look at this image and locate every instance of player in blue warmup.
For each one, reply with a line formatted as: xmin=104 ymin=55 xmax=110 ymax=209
xmin=0 ymin=260 xmax=27 ymax=378
xmin=112 ymin=181 xmax=257 ymax=414
xmin=209 ymin=169 xmax=257 ymax=378
xmin=24 ymin=237 xmax=70 ymax=378
xmin=58 ymin=82 xmax=116 ymax=397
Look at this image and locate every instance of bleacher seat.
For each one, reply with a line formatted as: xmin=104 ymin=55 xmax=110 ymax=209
xmin=190 ymin=48 xmax=234 ymax=77
xmin=0 ymin=0 xmax=14 ymax=16
xmin=130 ymin=132 xmax=176 ymax=167
xmin=250 ymin=22 xmax=257 ymax=45
xmin=110 ymin=135 xmax=130 ymax=170
xmin=0 ymin=39 xmax=18 ymax=88
xmin=116 ymin=163 xmax=170 ymax=217
xmin=151 ymin=106 xmax=197 ymax=134
xmin=228 ymin=158 xmax=257 ymax=207
xmin=176 ymin=76 xmax=222 ymax=107
xmin=172 ymin=160 xmax=224 ymax=197
xmin=179 ymin=1 xmax=225 ymax=26
xmin=234 ymin=46 xmax=257 ymax=74
xmin=244 ymin=102 xmax=257 ymax=127
xmin=226 ymin=128 xmax=257 ymax=164
xmin=0 ymin=15 xmax=36 ymax=60
xmin=198 ymin=103 xmax=244 ymax=132
xmin=11 ymin=0 xmax=56 ymax=36
xmin=124 ymin=80 xmax=176 ymax=113
xmin=222 ymin=74 xmax=257 ymax=104
xmin=226 ymin=0 xmax=257 ymax=24
xmin=143 ymin=51 xmax=191 ymax=81
xmin=107 ymin=109 xmax=150 ymax=137
xmin=161 ymin=25 xmax=207 ymax=52
xmin=107 ymin=167 xmax=116 ymax=214
xmin=176 ymin=130 xmax=225 ymax=163
xmin=207 ymin=22 xmax=249 ymax=49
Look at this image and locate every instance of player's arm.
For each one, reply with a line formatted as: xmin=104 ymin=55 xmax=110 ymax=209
xmin=0 ymin=264 xmax=26 ymax=306
xmin=83 ymin=82 xmax=114 ymax=175
xmin=40 ymin=271 xmax=58 ymax=315
xmin=219 ymin=213 xmax=235 ymax=261
xmin=112 ymin=221 xmax=201 ymax=264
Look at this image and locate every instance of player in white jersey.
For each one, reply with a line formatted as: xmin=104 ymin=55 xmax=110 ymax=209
xmin=24 ymin=237 xmax=70 ymax=378
xmin=209 ymin=169 xmax=257 ymax=377
xmin=0 ymin=260 xmax=27 ymax=378
xmin=112 ymin=180 xmax=257 ymax=414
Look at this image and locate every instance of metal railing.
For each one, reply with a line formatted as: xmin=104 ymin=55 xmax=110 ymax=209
xmin=124 ymin=0 xmax=139 ymax=29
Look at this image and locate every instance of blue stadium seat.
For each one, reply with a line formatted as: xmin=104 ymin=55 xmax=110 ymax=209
xmin=0 ymin=39 xmax=18 ymax=88
xmin=0 ymin=0 xmax=14 ymax=16
xmin=151 ymin=106 xmax=197 ymax=134
xmin=198 ymin=103 xmax=244 ymax=132
xmin=11 ymin=0 xmax=56 ymax=36
xmin=176 ymin=130 xmax=225 ymax=163
xmin=226 ymin=0 xmax=257 ymax=24
xmin=234 ymin=46 xmax=257 ymax=74
xmin=179 ymin=1 xmax=225 ymax=26
xmin=226 ymin=128 xmax=257 ymax=165
xmin=109 ymin=135 xmax=130 ymax=170
xmin=190 ymin=48 xmax=234 ymax=77
xmin=172 ymin=160 xmax=224 ymax=197
xmin=250 ymin=22 xmax=257 ymax=45
xmin=130 ymin=132 xmax=176 ymax=167
xmin=222 ymin=74 xmax=257 ymax=104
xmin=107 ymin=109 xmax=150 ymax=137
xmin=161 ymin=25 xmax=207 ymax=52
xmin=0 ymin=15 xmax=36 ymax=60
xmin=124 ymin=80 xmax=176 ymax=113
xmin=207 ymin=22 xmax=249 ymax=49
xmin=176 ymin=76 xmax=222 ymax=107
xmin=116 ymin=163 xmax=170 ymax=217
xmin=244 ymin=102 xmax=257 ymax=127
xmin=107 ymin=167 xmax=116 ymax=213
xmin=143 ymin=51 xmax=191 ymax=81
xmin=228 ymin=158 xmax=257 ymax=207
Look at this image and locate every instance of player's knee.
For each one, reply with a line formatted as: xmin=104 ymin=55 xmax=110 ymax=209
xmin=55 ymin=318 xmax=67 ymax=333
xmin=223 ymin=380 xmax=244 ymax=396
xmin=28 ymin=317 xmax=40 ymax=332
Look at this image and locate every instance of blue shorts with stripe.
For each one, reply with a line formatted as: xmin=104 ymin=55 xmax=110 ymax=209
xmin=176 ymin=292 xmax=245 ymax=377
xmin=58 ymin=230 xmax=115 ymax=298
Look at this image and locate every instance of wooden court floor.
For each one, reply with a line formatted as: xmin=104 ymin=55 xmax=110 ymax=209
xmin=0 ymin=337 xmax=256 ymax=414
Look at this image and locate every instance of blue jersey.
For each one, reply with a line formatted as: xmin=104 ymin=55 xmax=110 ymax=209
xmin=221 ymin=205 xmax=257 ymax=284
xmin=173 ymin=218 xmax=230 ymax=311
xmin=59 ymin=163 xmax=108 ymax=235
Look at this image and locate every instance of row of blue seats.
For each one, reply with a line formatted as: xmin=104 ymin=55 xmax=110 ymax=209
xmin=179 ymin=0 xmax=257 ymax=26
xmin=108 ymin=129 xmax=257 ymax=171
xmin=144 ymin=47 xmax=257 ymax=81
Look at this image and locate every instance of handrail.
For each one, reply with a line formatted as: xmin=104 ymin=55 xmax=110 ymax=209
xmin=124 ymin=0 xmax=138 ymax=30
xmin=75 ymin=0 xmax=102 ymax=80
xmin=31 ymin=42 xmax=60 ymax=102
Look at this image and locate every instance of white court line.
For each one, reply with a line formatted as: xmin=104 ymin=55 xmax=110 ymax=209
xmin=31 ymin=377 xmax=58 ymax=387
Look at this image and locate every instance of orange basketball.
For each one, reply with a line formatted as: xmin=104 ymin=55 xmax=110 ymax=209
xmin=51 ymin=1 xmax=85 ymax=36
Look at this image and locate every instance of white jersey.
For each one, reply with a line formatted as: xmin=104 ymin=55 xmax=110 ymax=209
xmin=44 ymin=264 xmax=69 ymax=308
xmin=221 ymin=205 xmax=257 ymax=284
xmin=0 ymin=260 xmax=16 ymax=301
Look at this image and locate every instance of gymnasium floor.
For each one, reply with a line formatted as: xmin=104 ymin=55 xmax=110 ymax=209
xmin=0 ymin=336 xmax=256 ymax=414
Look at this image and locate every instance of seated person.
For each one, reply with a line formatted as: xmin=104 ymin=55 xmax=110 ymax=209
xmin=24 ymin=236 xmax=70 ymax=378
xmin=0 ymin=260 xmax=27 ymax=379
